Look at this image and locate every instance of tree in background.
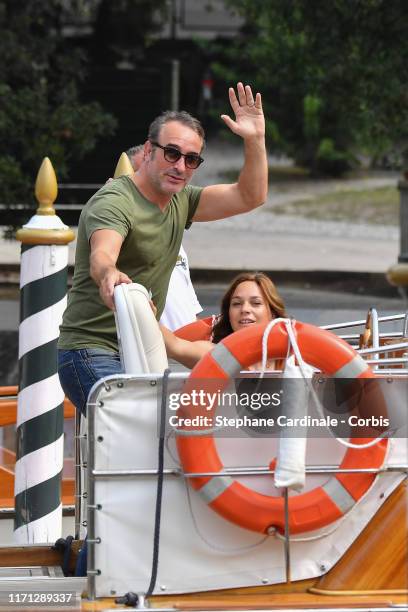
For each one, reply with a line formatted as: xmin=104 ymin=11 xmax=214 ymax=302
xmin=0 ymin=0 xmax=116 ymax=206
xmin=215 ymin=0 xmax=408 ymax=175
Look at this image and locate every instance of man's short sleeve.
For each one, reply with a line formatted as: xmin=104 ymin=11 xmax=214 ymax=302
xmin=185 ymin=185 xmax=203 ymax=229
xmin=84 ymin=189 xmax=133 ymax=242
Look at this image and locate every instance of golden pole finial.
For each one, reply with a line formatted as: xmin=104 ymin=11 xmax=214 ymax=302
xmin=387 ymin=263 xmax=408 ymax=287
xmin=16 ymin=157 xmax=75 ymax=245
xmin=35 ymin=157 xmax=58 ymax=216
xmin=113 ymin=152 xmax=134 ymax=178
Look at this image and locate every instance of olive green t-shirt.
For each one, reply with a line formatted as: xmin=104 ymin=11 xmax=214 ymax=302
xmin=58 ymin=176 xmax=202 ymax=352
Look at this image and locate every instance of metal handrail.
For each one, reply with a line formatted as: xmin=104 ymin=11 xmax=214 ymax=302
xmin=339 ymin=332 xmax=406 ymax=340
xmin=90 ymin=465 xmax=408 ymax=479
xmin=359 ymin=342 xmax=408 ymax=355
xmin=321 ymin=313 xmax=407 ymax=331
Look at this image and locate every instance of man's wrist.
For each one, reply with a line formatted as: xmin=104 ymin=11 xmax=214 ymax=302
xmin=243 ymin=134 xmax=266 ymax=147
xmin=93 ymin=264 xmax=117 ymax=286
xmin=102 ymin=265 xmax=118 ymax=280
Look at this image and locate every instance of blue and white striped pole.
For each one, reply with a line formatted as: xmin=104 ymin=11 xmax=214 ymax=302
xmin=14 ymin=157 xmax=75 ymax=543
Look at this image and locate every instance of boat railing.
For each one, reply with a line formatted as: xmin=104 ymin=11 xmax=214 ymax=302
xmin=323 ymin=309 xmax=408 ymax=373
xmin=321 ymin=311 xmax=408 ymax=331
xmin=89 ymin=465 xmax=408 ymax=478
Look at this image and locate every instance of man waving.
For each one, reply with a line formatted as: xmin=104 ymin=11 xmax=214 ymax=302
xmin=58 ymin=83 xmax=268 ymax=414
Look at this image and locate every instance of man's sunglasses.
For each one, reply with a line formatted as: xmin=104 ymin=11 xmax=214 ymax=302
xmin=150 ymin=141 xmax=204 ymax=169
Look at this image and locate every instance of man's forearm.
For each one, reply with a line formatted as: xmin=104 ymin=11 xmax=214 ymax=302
xmin=237 ymin=136 xmax=268 ymax=210
xmin=90 ymin=250 xmax=132 ymax=310
xmin=90 ymin=250 xmax=118 ymax=286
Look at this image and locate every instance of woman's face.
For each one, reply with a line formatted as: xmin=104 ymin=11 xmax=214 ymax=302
xmin=228 ymin=280 xmax=273 ymax=332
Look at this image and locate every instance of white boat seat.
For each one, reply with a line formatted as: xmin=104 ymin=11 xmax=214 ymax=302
xmin=114 ymin=283 xmax=168 ymax=374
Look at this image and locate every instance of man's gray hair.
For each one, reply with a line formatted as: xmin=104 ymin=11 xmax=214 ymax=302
xmin=148 ymin=110 xmax=205 ymax=148
xmin=126 ymin=144 xmax=144 ymax=158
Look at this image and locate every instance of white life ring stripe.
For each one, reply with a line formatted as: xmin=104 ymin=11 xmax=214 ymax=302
xmin=211 ymin=343 xmax=241 ymax=377
xmin=333 ymin=354 xmax=369 ymax=379
xmin=198 ymin=475 xmax=234 ymax=504
xmin=322 ymin=478 xmax=356 ymax=514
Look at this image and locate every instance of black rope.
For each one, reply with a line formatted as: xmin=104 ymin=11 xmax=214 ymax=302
xmin=145 ymin=368 xmax=171 ymax=597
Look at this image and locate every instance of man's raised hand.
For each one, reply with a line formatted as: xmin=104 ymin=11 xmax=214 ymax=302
xmin=221 ymin=82 xmax=264 ymax=140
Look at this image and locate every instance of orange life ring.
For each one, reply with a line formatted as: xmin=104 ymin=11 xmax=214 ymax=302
xmin=176 ymin=320 xmax=388 ymax=534
xmin=175 ymin=316 xmax=213 ymax=341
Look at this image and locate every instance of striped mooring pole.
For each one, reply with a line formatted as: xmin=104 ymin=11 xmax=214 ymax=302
xmin=14 ymin=157 xmax=75 ymax=543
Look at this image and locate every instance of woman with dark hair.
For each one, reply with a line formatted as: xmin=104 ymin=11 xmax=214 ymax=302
xmin=161 ymin=272 xmax=287 ymax=369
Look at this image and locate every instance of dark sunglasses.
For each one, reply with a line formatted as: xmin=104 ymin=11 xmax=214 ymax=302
xmin=150 ymin=141 xmax=204 ymax=169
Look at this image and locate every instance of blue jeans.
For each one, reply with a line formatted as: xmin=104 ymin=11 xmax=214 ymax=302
xmin=58 ymin=348 xmax=124 ymax=416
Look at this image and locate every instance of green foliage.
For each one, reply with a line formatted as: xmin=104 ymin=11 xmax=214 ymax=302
xmin=303 ymin=95 xmax=321 ymax=140
xmin=217 ymin=0 xmax=408 ymax=175
xmin=0 ymin=0 xmax=116 ymax=206
xmin=316 ymin=138 xmax=358 ymax=176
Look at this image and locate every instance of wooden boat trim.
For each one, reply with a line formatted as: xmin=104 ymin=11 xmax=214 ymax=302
xmin=314 ymin=480 xmax=408 ymax=592
xmin=147 ymin=592 xmax=408 ymax=610
xmin=309 ymin=587 xmax=408 ymax=596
